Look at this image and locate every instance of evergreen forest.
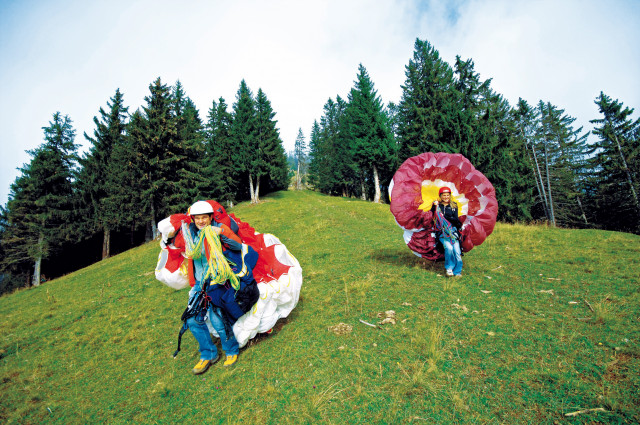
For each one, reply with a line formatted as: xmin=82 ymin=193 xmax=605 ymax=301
xmin=1 ymin=38 xmax=639 ymax=295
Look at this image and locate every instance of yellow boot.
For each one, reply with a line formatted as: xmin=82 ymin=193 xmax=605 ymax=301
xmin=223 ymin=354 xmax=238 ymax=367
xmin=192 ymin=354 xmax=219 ymax=375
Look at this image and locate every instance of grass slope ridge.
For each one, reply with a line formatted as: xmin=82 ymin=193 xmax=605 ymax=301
xmin=1 ymin=190 xmax=639 ymax=424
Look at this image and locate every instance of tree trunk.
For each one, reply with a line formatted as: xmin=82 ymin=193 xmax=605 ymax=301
xmin=609 ymin=126 xmax=640 ymax=211
xmin=296 ymin=162 xmax=301 ymax=190
xmin=102 ymin=227 xmax=111 ymax=260
xmin=576 ymin=196 xmax=588 ymax=225
xmin=254 ymin=175 xmax=261 ymax=203
xmin=372 ymin=164 xmax=381 ymax=203
xmin=147 ymin=202 xmax=158 ymax=241
xmin=544 ymin=137 xmax=555 ymax=226
xmin=360 ymin=179 xmax=366 ymax=200
xmin=32 ymin=233 xmax=43 ymax=287
xmin=151 ymin=209 xmax=158 ymax=240
xmin=249 ymin=173 xmax=256 ymax=204
xmin=525 ymin=139 xmax=549 ymax=220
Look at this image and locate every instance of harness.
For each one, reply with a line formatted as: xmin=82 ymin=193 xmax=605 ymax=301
xmin=172 ymin=278 xmax=211 ymax=358
xmin=434 ymin=206 xmax=458 ymax=244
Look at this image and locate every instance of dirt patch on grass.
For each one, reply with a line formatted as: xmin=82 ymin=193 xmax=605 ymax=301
xmin=604 ymin=353 xmax=634 ymax=383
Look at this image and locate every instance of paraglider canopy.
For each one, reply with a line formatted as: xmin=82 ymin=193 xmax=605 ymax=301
xmin=389 ymin=152 xmax=498 ymax=260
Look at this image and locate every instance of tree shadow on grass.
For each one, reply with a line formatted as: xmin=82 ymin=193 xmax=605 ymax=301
xmin=370 ymin=248 xmax=442 ymax=272
xmin=262 ymin=191 xmax=287 ymax=200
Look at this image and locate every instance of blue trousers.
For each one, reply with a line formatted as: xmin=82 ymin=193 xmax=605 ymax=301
xmin=186 ymin=306 xmax=239 ymax=361
xmin=440 ymin=236 xmax=463 ymax=275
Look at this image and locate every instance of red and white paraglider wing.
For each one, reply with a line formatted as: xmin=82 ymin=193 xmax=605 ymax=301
xmin=155 ymin=214 xmax=191 ymax=290
xmin=154 ymin=208 xmax=303 ymax=348
xmin=389 ymin=152 xmax=497 ymax=260
xmin=231 ymin=232 xmax=303 ymax=347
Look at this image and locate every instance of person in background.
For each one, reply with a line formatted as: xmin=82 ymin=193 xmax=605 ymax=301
xmin=432 ymin=187 xmax=463 ymax=277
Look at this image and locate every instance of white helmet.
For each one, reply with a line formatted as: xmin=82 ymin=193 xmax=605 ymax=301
xmin=189 ymin=200 xmax=214 ymax=215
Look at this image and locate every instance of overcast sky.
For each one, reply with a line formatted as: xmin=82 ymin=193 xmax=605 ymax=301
xmin=1 ymin=0 xmax=638 ymax=207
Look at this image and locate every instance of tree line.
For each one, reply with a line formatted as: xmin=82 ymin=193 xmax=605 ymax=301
xmin=304 ymin=39 xmax=639 ymax=233
xmin=1 ymin=37 xmax=639 ymax=295
xmin=0 ymin=78 xmax=289 ymax=294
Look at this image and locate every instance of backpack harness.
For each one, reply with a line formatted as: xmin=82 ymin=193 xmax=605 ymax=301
xmin=173 ymin=277 xmax=211 ymax=358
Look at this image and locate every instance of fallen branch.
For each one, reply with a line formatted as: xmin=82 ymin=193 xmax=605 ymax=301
xmin=583 ymin=298 xmax=595 ymax=312
xmin=359 ymin=319 xmax=380 ymax=329
xmin=491 ymin=265 xmax=502 ymax=271
xmin=564 ymin=407 xmax=607 ymax=417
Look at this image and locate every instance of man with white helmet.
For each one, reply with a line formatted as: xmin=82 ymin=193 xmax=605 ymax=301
xmin=183 ymin=200 xmax=244 ymax=374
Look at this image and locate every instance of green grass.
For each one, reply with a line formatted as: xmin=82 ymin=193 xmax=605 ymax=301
xmin=1 ymin=190 xmax=639 ymax=424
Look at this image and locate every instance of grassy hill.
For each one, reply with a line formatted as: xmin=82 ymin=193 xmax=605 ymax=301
xmin=1 ymin=190 xmax=639 ymax=424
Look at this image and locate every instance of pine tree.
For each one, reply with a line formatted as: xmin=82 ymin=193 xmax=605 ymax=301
xmin=171 ymin=82 xmax=206 ymax=206
xmin=330 ymin=96 xmax=356 ymax=197
xmin=78 ymin=89 xmax=129 ymax=259
xmin=341 ymin=64 xmax=395 ymax=203
xmin=453 ymin=56 xmax=492 ymax=160
xmin=203 ymin=97 xmax=237 ymax=205
xmin=514 ymin=98 xmax=548 ymax=220
xmin=535 ymin=101 xmax=590 ymax=227
xmin=2 ymin=113 xmax=78 ymax=286
xmin=113 ymin=110 xmax=148 ymax=241
xmin=132 ymin=77 xmax=188 ymax=240
xmin=307 ymin=120 xmax=322 ymax=190
xmin=250 ymin=89 xmax=278 ymax=203
xmin=294 ymin=128 xmax=307 ymax=189
xmin=0 ymin=205 xmax=26 ymax=294
xmin=397 ymin=39 xmax=459 ymax=160
xmin=231 ymin=80 xmax=258 ymax=203
xmin=474 ymin=90 xmax=535 ymax=222
xmin=309 ymin=97 xmax=354 ymax=196
xmin=590 ymin=92 xmax=640 ymax=233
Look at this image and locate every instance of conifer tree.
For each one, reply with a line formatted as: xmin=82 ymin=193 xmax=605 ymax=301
xmin=307 ymin=120 xmax=322 ymax=190
xmin=397 ymin=39 xmax=459 ymax=160
xmin=590 ymin=92 xmax=640 ymax=233
xmin=0 ymin=205 xmax=25 ymax=294
xmin=204 ymin=97 xmax=237 ymax=205
xmin=514 ymin=98 xmax=548 ymax=220
xmin=171 ymin=81 xmax=206 ymax=206
xmin=78 ymin=89 xmax=129 ymax=259
xmin=2 ymin=113 xmax=78 ymax=286
xmin=113 ymin=110 xmax=148 ymax=240
xmin=329 ymin=96 xmax=356 ymax=197
xmin=473 ymin=90 xmax=535 ymax=222
xmin=341 ymin=64 xmax=395 ymax=203
xmin=309 ymin=97 xmax=354 ymax=196
xmin=294 ymin=128 xmax=307 ymax=189
xmin=253 ymin=88 xmax=288 ymax=202
xmin=132 ymin=77 xmax=185 ymax=239
xmin=231 ymin=80 xmax=258 ymax=202
xmin=535 ymin=101 xmax=590 ymax=227
xmin=453 ymin=56 xmax=492 ymax=159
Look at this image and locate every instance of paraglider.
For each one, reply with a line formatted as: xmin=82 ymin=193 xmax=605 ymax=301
xmin=389 ymin=152 xmax=498 ymax=262
xmin=155 ymin=200 xmax=302 ymax=349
